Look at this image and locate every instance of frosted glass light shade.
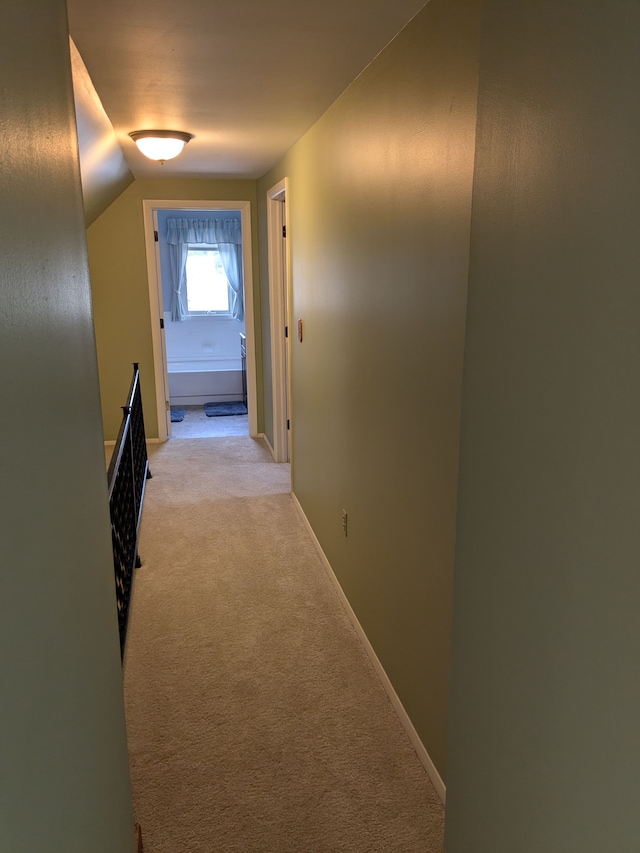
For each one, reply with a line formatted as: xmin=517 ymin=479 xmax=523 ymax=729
xmin=129 ymin=130 xmax=193 ymax=161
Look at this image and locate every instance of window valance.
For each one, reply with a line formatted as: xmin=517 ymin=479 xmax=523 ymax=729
xmin=165 ymin=217 xmax=242 ymax=246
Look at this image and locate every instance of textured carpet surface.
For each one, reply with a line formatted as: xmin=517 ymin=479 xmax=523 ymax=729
xmin=123 ymin=437 xmax=444 ymax=852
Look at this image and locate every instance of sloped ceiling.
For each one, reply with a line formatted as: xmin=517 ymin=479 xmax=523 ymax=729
xmin=70 ymin=38 xmax=134 ymax=225
xmin=67 ymin=0 xmax=429 ymax=181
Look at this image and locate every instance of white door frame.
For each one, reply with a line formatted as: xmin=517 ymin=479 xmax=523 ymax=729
xmin=267 ymin=179 xmax=291 ymax=462
xmin=142 ymin=199 xmax=258 ymax=441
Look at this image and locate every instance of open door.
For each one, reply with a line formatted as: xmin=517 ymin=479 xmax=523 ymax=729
xmin=150 ymin=208 xmax=172 ymax=439
xmin=142 ymin=199 xmax=258 ymax=441
xmin=267 ymin=179 xmax=291 ymax=463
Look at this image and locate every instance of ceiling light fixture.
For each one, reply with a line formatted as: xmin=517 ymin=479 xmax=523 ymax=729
xmin=128 ymin=130 xmax=193 ymax=163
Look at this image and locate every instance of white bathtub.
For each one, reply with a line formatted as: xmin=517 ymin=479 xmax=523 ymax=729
xmin=167 ymin=357 xmax=243 ymax=405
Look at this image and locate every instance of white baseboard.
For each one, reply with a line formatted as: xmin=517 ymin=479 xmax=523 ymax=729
xmin=290 ymin=493 xmax=446 ymax=805
xmin=263 ymin=433 xmax=276 ymax=460
xmin=262 ymin=433 xmax=291 ymax=465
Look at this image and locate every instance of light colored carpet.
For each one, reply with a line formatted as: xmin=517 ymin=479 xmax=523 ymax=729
xmin=123 ymin=437 xmax=444 ymax=852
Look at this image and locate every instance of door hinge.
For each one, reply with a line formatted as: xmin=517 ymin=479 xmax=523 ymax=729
xmin=282 ymin=225 xmax=287 ymax=238
xmin=287 ymin=419 xmax=290 ymax=430
xmin=160 ymin=318 xmax=164 ymax=329
xmin=154 ymin=230 xmax=159 ymax=242
xmin=166 ymin=401 xmax=170 ymax=410
xmin=284 ymin=325 xmax=288 ymax=338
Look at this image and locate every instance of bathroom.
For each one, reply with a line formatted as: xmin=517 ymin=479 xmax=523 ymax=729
xmin=156 ymin=208 xmax=246 ymax=410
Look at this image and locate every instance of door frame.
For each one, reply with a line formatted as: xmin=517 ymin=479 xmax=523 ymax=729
xmin=266 ymin=178 xmax=291 ymax=462
xmin=142 ymin=199 xmax=258 ymax=441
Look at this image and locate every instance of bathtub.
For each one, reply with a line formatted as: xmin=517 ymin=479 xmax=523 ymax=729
xmin=167 ymin=357 xmax=244 ymax=406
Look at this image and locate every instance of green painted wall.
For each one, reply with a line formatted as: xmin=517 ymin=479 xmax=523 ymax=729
xmin=0 ymin=3 xmax=134 ymax=850
xmin=71 ymin=38 xmax=134 ymax=227
xmin=258 ymin=0 xmax=481 ymax=779
xmin=87 ymin=179 xmax=261 ymax=441
xmin=445 ymin=1 xmax=640 ymax=849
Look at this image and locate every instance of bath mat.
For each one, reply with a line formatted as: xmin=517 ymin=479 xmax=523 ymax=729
xmin=204 ymin=402 xmax=248 ymax=417
xmin=170 ymin=407 xmax=186 ymax=423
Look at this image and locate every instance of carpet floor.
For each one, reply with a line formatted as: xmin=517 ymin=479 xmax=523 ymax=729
xmin=123 ymin=437 xmax=444 ymax=852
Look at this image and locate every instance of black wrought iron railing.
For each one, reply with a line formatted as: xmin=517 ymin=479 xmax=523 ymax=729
xmin=107 ymin=363 xmax=151 ymax=659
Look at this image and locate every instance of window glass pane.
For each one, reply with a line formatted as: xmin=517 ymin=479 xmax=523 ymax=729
xmin=185 ymin=248 xmax=230 ymax=313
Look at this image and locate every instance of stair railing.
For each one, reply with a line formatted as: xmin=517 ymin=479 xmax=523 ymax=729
xmin=107 ymin=363 xmax=151 ymax=659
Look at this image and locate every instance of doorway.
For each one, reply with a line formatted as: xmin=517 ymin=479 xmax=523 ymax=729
xmin=143 ymin=200 xmax=257 ymax=441
xmin=267 ymin=179 xmax=291 ymax=462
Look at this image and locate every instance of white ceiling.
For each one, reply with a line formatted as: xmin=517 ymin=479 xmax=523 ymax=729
xmin=66 ymin=0 xmax=428 ymax=180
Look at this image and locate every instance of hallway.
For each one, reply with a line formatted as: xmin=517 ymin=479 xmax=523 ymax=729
xmin=122 ymin=437 xmax=444 ymax=852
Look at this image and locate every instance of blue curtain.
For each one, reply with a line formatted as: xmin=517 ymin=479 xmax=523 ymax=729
xmin=167 ymin=241 xmax=189 ymax=321
xmin=165 ymin=217 xmax=244 ymax=321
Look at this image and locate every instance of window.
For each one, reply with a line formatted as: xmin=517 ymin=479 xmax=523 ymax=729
xmin=184 ymin=245 xmax=231 ymax=316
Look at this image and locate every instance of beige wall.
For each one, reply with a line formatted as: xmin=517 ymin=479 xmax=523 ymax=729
xmin=258 ymin=0 xmax=481 ymax=779
xmin=86 ymin=179 xmax=261 ymax=440
xmin=0 ymin=2 xmax=134 ymax=849
xmin=71 ymin=38 xmax=134 ymax=227
xmin=445 ymin=1 xmax=640 ymax=849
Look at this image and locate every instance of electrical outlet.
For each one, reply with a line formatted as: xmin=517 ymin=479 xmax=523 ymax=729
xmin=342 ymin=509 xmax=348 ymax=537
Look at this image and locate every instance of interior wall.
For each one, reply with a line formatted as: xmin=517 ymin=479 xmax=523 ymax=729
xmin=86 ymin=178 xmax=261 ymax=440
xmin=445 ymin=1 xmax=640 ymax=849
xmin=70 ymin=37 xmax=133 ymax=227
xmin=0 ymin=2 xmax=134 ymax=850
xmin=258 ymin=0 xmax=481 ymax=780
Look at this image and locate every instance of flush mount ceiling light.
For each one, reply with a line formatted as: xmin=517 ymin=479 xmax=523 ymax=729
xmin=128 ymin=130 xmax=193 ymax=162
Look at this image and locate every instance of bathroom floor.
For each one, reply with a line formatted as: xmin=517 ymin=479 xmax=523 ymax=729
xmin=169 ymin=405 xmax=248 ymax=439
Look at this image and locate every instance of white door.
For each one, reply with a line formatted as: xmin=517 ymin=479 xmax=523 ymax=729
xmin=267 ymin=179 xmax=291 ymax=463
